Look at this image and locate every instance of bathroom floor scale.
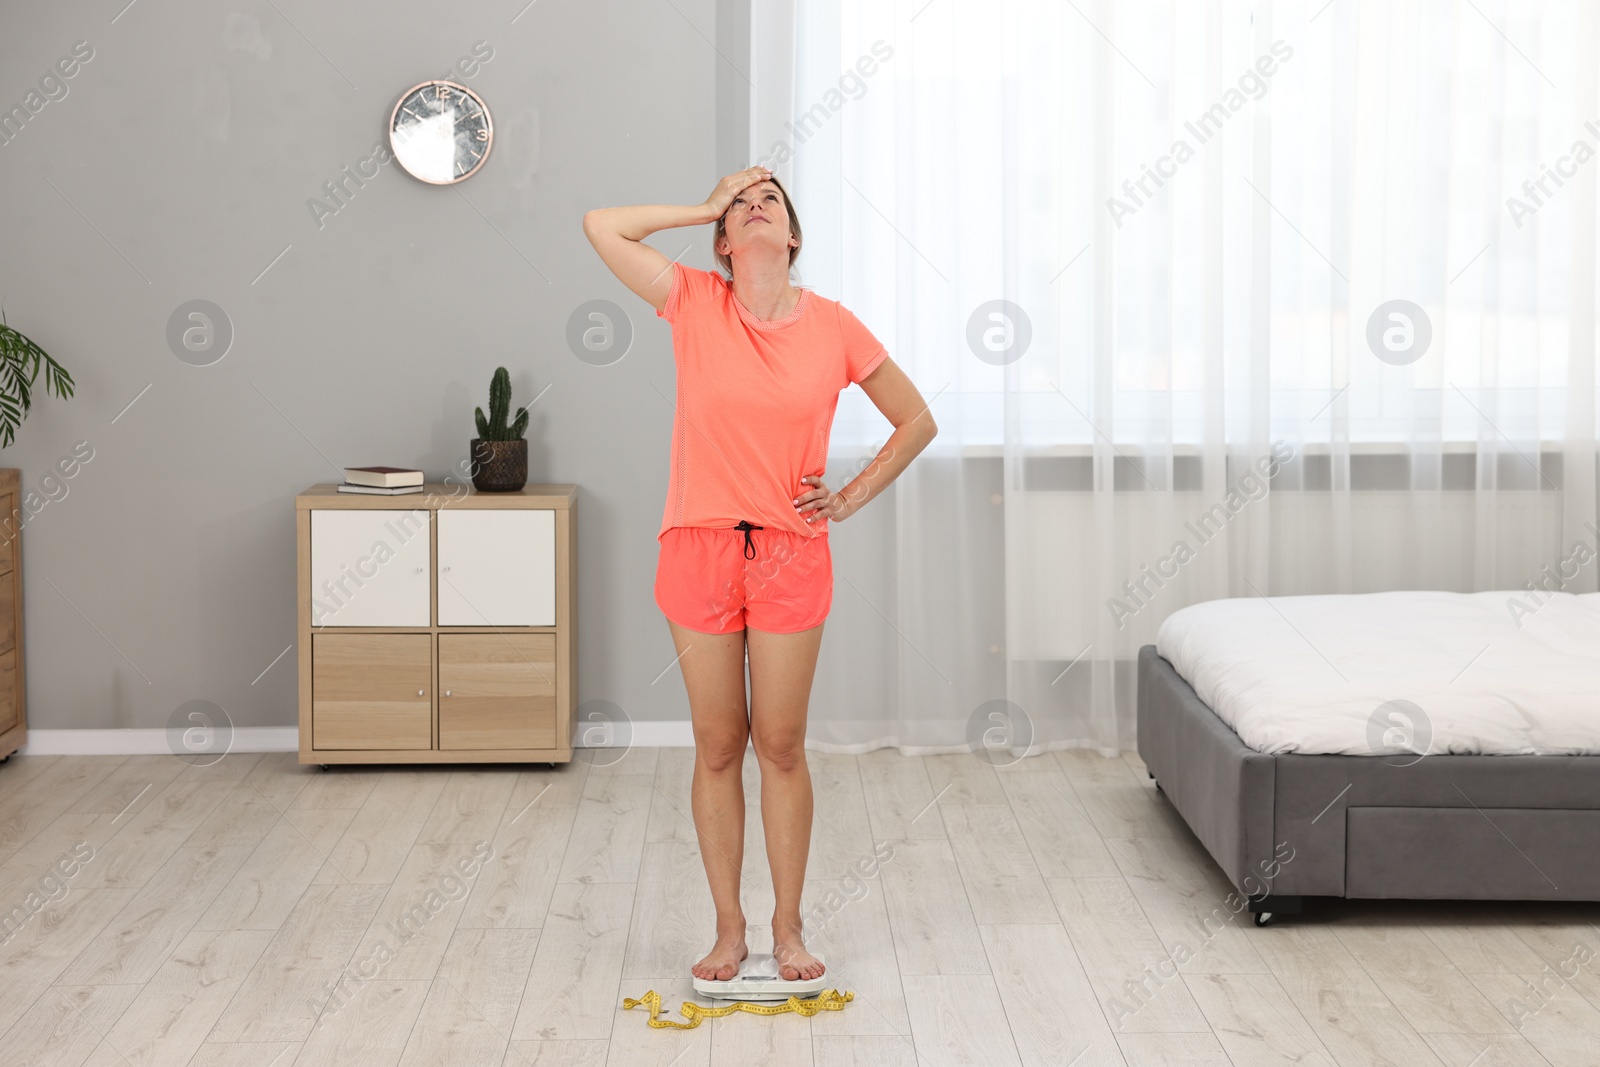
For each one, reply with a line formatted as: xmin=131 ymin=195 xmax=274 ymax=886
xmin=691 ymin=953 xmax=830 ymax=1002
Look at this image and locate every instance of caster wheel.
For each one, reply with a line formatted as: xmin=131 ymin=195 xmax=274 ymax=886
xmin=1253 ymin=911 xmax=1274 ymax=927
xmin=320 ymin=764 xmax=330 ymax=772
xmin=0 ymin=754 xmax=10 ymax=763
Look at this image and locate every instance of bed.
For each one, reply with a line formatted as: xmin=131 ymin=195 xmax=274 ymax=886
xmin=1136 ymin=590 xmax=1600 ymax=924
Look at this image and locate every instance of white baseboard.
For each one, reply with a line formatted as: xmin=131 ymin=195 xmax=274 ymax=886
xmin=23 ymin=728 xmax=302 ymax=755
xmin=620 ymin=721 xmax=697 ymax=747
xmin=21 ymin=722 xmax=699 ymax=756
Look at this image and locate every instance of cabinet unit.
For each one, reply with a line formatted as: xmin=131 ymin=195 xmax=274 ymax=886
xmin=0 ymin=470 xmax=24 ymax=759
xmin=296 ymin=484 xmax=576 ymax=765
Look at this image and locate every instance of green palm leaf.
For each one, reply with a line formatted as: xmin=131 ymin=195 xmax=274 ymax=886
xmin=0 ymin=308 xmax=76 ymax=448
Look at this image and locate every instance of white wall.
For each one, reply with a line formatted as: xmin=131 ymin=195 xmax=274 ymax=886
xmin=0 ymin=0 xmax=747 ymax=733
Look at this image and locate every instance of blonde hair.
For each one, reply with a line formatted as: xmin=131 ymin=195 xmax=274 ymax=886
xmin=713 ymin=175 xmax=802 ymax=278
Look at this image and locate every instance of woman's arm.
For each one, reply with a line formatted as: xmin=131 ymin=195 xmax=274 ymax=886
xmin=795 ymin=356 xmax=938 ymax=524
xmin=582 ymin=166 xmax=772 ymax=311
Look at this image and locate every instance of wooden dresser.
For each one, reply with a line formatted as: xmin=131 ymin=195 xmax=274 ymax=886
xmin=295 ymin=483 xmax=576 ymax=766
xmin=0 ymin=469 xmax=24 ymax=761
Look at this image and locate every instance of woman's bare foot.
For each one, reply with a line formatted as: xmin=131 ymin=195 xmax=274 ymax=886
xmin=772 ymin=924 xmax=825 ymax=981
xmin=691 ymin=930 xmax=749 ymax=982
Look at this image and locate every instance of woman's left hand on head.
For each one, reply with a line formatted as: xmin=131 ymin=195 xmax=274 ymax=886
xmin=794 ymin=475 xmax=848 ymax=524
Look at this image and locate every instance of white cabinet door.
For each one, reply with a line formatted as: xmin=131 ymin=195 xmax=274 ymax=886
xmin=437 ymin=509 xmax=555 ymax=626
xmin=310 ymin=510 xmax=431 ymax=627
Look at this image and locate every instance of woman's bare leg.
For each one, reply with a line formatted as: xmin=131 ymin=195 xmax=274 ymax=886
xmin=746 ymin=622 xmax=827 ymax=981
xmin=670 ymin=618 xmax=753 ymax=982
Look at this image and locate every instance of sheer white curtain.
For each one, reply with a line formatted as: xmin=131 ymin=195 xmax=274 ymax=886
xmin=759 ymin=0 xmax=1600 ymax=756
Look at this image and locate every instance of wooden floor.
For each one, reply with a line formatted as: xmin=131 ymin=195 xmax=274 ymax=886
xmin=0 ymin=747 xmax=1596 ymax=1066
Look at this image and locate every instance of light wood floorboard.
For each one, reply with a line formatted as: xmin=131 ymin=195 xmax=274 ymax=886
xmin=0 ymin=749 xmax=1588 ymax=1066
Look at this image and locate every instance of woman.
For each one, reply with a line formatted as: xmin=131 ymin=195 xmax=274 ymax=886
xmin=583 ymin=167 xmax=936 ymax=983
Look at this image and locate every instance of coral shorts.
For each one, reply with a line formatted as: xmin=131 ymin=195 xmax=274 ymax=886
xmin=655 ymin=523 xmax=833 ymax=634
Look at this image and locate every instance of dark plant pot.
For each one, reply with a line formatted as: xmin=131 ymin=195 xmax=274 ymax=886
xmin=470 ymin=438 xmax=528 ymax=492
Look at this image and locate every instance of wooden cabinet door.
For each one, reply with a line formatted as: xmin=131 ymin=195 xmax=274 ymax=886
xmin=436 ymin=510 xmax=555 ymax=626
xmin=0 ymin=650 xmax=15 ymax=735
xmin=312 ymin=633 xmax=432 ymax=749
xmin=0 ymin=494 xmax=13 ymax=577
xmin=310 ymin=510 xmax=431 ymax=627
xmin=0 ymin=567 xmax=12 ymax=657
xmin=438 ymin=634 xmax=556 ymax=750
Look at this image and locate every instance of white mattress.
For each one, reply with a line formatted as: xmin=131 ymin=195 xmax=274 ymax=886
xmin=1153 ymin=590 xmax=1600 ymax=756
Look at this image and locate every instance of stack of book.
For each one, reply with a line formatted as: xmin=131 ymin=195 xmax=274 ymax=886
xmin=338 ymin=467 xmax=425 ymax=495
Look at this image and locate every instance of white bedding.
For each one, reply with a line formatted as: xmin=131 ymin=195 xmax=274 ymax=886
xmin=1153 ymin=590 xmax=1600 ymax=756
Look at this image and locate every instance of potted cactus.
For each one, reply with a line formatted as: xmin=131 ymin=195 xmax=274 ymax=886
xmin=471 ymin=366 xmax=529 ymax=492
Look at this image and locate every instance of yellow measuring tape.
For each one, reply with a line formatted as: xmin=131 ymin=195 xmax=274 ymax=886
xmin=622 ymin=988 xmax=854 ymax=1030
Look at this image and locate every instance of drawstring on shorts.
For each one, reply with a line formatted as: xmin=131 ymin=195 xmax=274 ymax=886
xmin=732 ymin=520 xmax=764 ymax=560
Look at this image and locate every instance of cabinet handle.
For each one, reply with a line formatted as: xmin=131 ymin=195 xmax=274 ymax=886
xmin=442 ymin=565 xmax=452 ymax=573
xmin=417 ymin=689 xmax=425 ymax=697
xmin=445 ymin=690 xmax=452 ymax=697
xmin=415 ymin=566 xmax=424 ymax=574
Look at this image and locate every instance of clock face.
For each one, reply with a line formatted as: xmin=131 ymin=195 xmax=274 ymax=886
xmin=389 ymin=80 xmax=493 ymax=184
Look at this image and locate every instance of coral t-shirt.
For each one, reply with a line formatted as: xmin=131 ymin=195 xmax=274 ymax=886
xmin=655 ymin=262 xmax=889 ymax=540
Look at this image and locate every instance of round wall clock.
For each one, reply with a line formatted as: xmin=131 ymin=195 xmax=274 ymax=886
xmin=388 ymin=80 xmax=493 ymax=184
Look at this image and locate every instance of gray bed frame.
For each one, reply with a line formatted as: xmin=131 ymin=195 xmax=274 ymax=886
xmin=1136 ymin=646 xmax=1600 ymax=924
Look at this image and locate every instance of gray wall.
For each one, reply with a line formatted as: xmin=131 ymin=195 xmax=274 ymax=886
xmin=0 ymin=0 xmax=748 ymax=732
